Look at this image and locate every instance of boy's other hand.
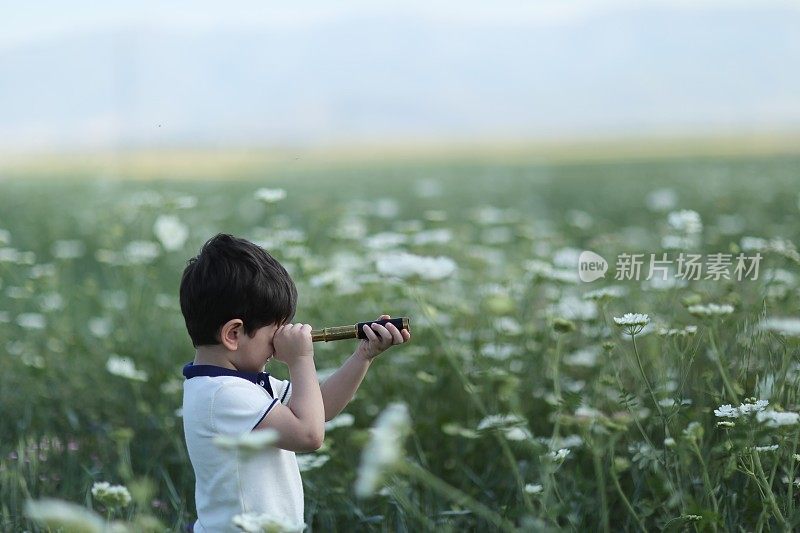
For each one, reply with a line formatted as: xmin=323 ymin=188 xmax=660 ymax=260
xmin=273 ymin=323 xmax=314 ymax=365
xmin=355 ymin=314 xmax=411 ymax=362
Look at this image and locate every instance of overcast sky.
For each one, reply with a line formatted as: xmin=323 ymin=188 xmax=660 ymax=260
xmin=2 ymin=1 xmax=799 ymax=152
xmin=5 ymin=0 xmax=797 ymax=49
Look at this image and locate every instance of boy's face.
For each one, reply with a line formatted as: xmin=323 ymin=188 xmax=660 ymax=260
xmin=235 ymin=322 xmax=280 ymax=373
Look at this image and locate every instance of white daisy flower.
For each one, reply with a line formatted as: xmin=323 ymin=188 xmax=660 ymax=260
xmin=0 ymin=247 xmax=20 ymax=262
xmin=759 ymin=318 xmax=800 ymax=338
xmin=504 ymin=426 xmax=533 ymax=441
xmin=232 ymin=511 xmax=306 ymax=532
xmin=412 ymin=228 xmax=453 ymax=246
xmin=153 ymin=215 xmax=189 ymax=251
xmin=667 ymin=209 xmax=702 ymax=235
xmin=413 ymin=179 xmax=443 ymax=198
xmin=173 ymin=195 xmax=198 ymax=209
xmin=756 ymin=410 xmax=800 ymax=427
xmin=574 ymin=405 xmax=602 ymax=421
xmin=554 ymin=434 xmax=584 ymax=449
xmin=564 ymin=347 xmax=600 ymax=367
xmin=738 ymin=399 xmax=769 ymax=415
xmin=213 ymin=429 xmax=280 ymax=454
xmin=658 ymin=325 xmax=698 ymax=337
xmin=325 ymin=413 xmax=355 ymax=431
xmin=713 ymin=399 xmax=769 ymax=418
xmin=479 ymin=343 xmax=516 ymax=360
xmin=24 ymin=498 xmax=105 ymax=533
xmin=91 ymin=481 xmax=132 ymax=508
xmin=554 ymin=295 xmax=597 ymax=321
xmin=687 ymin=303 xmax=734 ymax=318
xmin=645 ymin=188 xmax=678 ymax=212
xmin=254 ymin=188 xmax=287 ymax=203
xmin=583 ymin=286 xmax=627 ymax=301
xmin=477 ymin=414 xmax=526 ymax=431
xmin=106 ymin=355 xmax=148 ymax=382
xmin=373 ymin=198 xmax=400 ymax=218
xmin=782 ymin=476 xmax=800 ymax=487
xmin=296 ymin=454 xmax=330 ymax=472
xmin=39 ymin=292 xmax=64 ymax=311
xmin=89 ymin=316 xmax=112 ymax=338
xmin=375 ymin=251 xmax=456 ymax=281
xmin=494 ymin=317 xmax=523 ymax=336
xmin=364 ymin=232 xmax=408 ymax=250
xmin=547 ymin=448 xmax=571 ymax=462
xmin=51 ymin=240 xmax=86 ymax=259
xmin=713 ymin=404 xmax=739 ymax=418
xmin=613 ymin=313 xmax=650 ymax=335
xmin=755 ymin=444 xmax=779 ymax=452
xmin=524 ymin=483 xmax=543 ymax=495
xmin=127 ymin=190 xmax=163 ymax=209
xmin=354 ymin=402 xmax=411 ymax=498
xmin=16 ymin=313 xmax=46 ymax=330
xmin=740 ymin=236 xmax=769 ymax=251
xmin=682 ymin=421 xmax=703 ymax=441
xmin=123 ymin=240 xmax=160 ymax=264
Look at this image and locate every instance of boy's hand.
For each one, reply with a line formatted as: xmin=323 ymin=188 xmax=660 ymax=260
xmin=273 ymin=323 xmax=314 ymax=365
xmin=355 ymin=314 xmax=411 ymax=362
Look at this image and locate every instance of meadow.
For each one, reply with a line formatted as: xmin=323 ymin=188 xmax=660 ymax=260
xmin=1 ymin=149 xmax=799 ymax=531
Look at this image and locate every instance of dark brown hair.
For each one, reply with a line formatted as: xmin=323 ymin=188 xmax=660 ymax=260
xmin=179 ymin=233 xmax=297 ymax=347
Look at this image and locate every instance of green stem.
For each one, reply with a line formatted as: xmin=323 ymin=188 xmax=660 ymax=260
xmin=386 ymin=482 xmax=437 ymax=530
xmin=752 ymin=450 xmax=787 ymax=528
xmin=399 ymin=461 xmax=518 ymax=533
xmin=788 ymin=431 xmax=799 ymax=517
xmin=609 ymin=465 xmax=647 ymax=532
xmin=708 ymin=328 xmax=739 ymax=404
xmin=631 ymin=334 xmax=664 ymax=422
xmin=631 ymin=334 xmax=674 ymax=482
xmin=609 ymin=360 xmax=665 ymax=470
xmin=550 ymin=335 xmax=564 ymax=443
xmin=591 ymin=447 xmax=610 ymax=533
xmin=690 ymin=442 xmax=720 ymax=523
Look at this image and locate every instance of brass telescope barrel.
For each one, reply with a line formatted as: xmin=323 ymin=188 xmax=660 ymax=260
xmin=311 ymin=317 xmax=410 ymax=342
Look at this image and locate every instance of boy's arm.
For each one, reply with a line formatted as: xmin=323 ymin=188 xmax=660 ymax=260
xmin=320 ymin=316 xmax=410 ymax=421
xmin=255 ymin=355 xmax=325 ymax=452
xmin=319 ymin=352 xmax=372 ymax=422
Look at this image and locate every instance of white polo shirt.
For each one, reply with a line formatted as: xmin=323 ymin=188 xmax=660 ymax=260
xmin=182 ymin=362 xmax=303 ymax=532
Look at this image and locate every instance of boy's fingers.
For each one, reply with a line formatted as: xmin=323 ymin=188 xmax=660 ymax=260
xmin=363 ymin=324 xmax=378 ymax=341
xmin=371 ymin=323 xmax=393 ymax=344
xmin=386 ymin=322 xmax=403 ymax=344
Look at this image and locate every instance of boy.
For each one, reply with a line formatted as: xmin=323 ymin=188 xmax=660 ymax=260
xmin=179 ymin=233 xmax=411 ymax=532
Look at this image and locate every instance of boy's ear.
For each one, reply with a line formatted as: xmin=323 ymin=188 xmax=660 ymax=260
xmin=219 ymin=319 xmax=244 ymax=350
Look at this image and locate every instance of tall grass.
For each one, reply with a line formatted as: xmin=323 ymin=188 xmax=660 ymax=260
xmin=1 ymin=154 xmax=799 ymax=530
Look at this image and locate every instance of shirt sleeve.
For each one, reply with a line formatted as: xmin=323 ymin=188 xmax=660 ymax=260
xmin=211 ymin=382 xmax=278 ymax=435
xmin=268 ymin=375 xmax=292 ymax=405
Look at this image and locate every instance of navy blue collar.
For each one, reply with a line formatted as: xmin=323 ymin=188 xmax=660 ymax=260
xmin=182 ymin=361 xmax=274 ymax=396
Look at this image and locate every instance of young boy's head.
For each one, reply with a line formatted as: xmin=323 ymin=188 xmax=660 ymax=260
xmin=179 ymin=233 xmax=297 ymax=353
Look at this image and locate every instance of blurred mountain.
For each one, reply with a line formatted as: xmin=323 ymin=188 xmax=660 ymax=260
xmin=1 ymin=4 xmax=799 ymax=151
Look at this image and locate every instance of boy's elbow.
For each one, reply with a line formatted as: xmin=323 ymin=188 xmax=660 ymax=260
xmin=307 ymin=428 xmax=325 ymax=451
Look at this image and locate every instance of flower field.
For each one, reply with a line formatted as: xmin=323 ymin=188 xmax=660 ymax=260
xmin=1 ymin=152 xmax=800 ymax=531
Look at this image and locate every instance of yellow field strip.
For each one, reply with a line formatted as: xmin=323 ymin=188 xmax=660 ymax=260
xmin=2 ymin=132 xmax=799 ymax=181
